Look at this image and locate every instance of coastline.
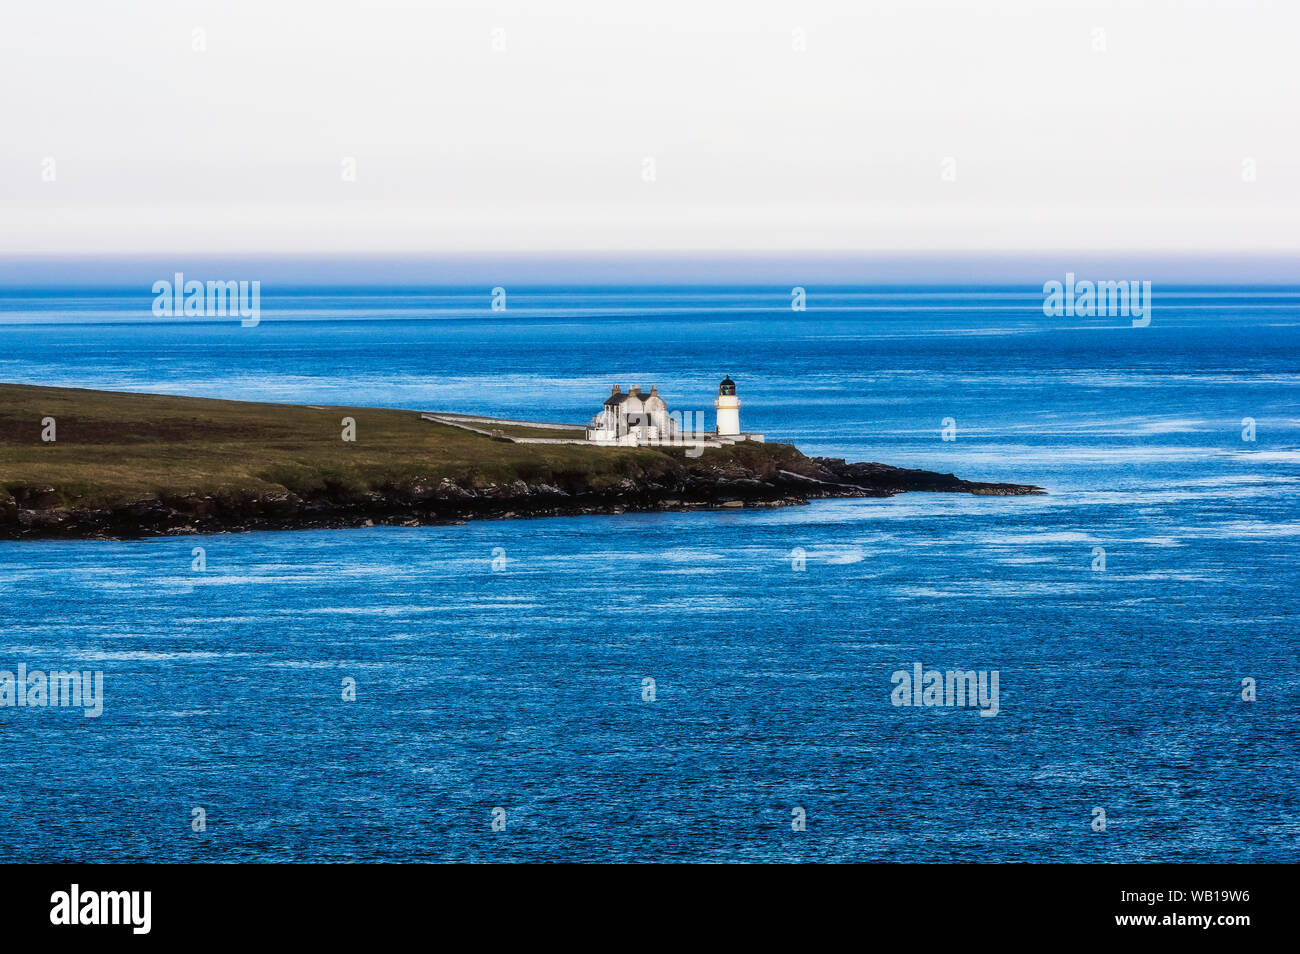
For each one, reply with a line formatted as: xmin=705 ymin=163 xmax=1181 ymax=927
xmin=1 ymin=383 xmax=1044 ymax=540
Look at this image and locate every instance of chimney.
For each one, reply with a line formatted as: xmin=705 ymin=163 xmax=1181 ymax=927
xmin=611 ymin=384 xmax=621 ymax=395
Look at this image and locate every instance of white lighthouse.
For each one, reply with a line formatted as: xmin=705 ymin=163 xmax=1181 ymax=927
xmin=715 ymin=375 xmax=741 ymax=436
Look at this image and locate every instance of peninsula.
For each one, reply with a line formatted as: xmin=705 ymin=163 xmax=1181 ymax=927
xmin=0 ymin=383 xmax=1043 ymax=540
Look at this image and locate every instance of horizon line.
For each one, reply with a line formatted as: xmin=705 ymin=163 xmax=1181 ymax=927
xmin=2 ymin=250 xmax=1298 ymax=288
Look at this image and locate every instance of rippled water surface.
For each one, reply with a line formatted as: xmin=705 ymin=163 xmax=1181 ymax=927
xmin=1 ymin=287 xmax=1297 ymax=861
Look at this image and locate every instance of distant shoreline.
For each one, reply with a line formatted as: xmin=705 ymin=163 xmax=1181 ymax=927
xmin=0 ymin=383 xmax=1044 ymax=541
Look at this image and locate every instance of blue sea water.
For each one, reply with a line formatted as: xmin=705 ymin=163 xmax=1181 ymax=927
xmin=0 ymin=285 xmax=1297 ymax=862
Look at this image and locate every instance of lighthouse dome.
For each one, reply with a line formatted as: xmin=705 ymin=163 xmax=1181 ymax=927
xmin=719 ymin=376 xmax=736 ymax=396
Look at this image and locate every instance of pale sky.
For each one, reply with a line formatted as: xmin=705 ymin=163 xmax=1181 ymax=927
xmin=1 ymin=0 xmax=1297 ymax=255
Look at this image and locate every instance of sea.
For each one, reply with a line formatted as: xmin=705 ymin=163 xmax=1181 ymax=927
xmin=0 ymin=285 xmax=1296 ymax=862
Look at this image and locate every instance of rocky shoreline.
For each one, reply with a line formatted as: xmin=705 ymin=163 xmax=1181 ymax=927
xmin=1 ymin=456 xmax=1044 ymax=541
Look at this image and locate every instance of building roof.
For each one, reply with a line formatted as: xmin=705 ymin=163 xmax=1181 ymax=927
xmin=604 ymin=385 xmax=660 ymax=406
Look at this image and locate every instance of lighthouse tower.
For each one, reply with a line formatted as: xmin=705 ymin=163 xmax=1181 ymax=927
xmin=715 ymin=375 xmax=741 ymax=436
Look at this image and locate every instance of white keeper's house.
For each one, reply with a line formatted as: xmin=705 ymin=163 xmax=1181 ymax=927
xmin=586 ymin=384 xmax=676 ymax=443
xmin=585 ymin=376 xmax=763 ymax=446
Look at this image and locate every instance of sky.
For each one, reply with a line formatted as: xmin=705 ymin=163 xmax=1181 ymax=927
xmin=1 ymin=0 xmax=1297 ymax=261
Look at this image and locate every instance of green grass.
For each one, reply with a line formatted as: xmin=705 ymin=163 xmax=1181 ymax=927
xmin=0 ymin=384 xmax=801 ymax=510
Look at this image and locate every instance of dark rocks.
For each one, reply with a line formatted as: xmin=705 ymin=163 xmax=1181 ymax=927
xmin=0 ymin=449 xmax=1043 ymax=540
xmin=10 ymin=485 xmax=61 ymax=509
xmin=434 ymin=478 xmax=475 ymax=502
xmin=257 ymin=491 xmax=302 ymax=516
xmin=811 ymin=458 xmax=1045 ymax=497
xmin=159 ymin=492 xmax=218 ymax=517
xmin=403 ymin=481 xmax=440 ymax=503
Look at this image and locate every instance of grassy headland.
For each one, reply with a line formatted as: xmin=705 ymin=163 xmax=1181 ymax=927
xmin=0 ymin=383 xmax=1041 ymax=538
xmin=0 ymin=383 xmax=680 ymax=506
